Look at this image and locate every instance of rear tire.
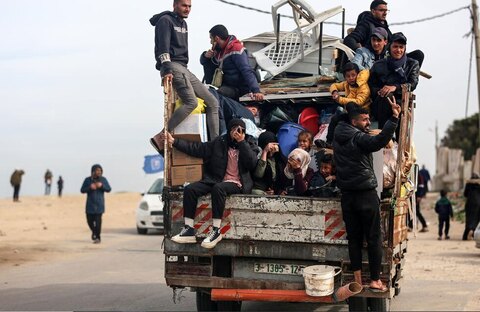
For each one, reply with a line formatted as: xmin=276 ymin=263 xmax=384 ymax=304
xmin=368 ymin=298 xmax=389 ymax=311
xmin=196 ymin=290 xmax=217 ymax=311
xmin=216 ymin=300 xmax=242 ymax=311
xmin=348 ymin=297 xmax=368 ymax=312
xmin=136 ymin=226 xmax=148 ymax=235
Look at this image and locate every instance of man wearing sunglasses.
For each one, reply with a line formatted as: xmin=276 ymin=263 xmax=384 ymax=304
xmin=344 ymin=0 xmax=424 ymax=68
xmin=158 ymin=118 xmax=258 ymax=249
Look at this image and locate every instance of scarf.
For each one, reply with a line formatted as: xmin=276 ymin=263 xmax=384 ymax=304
xmin=284 ymin=148 xmax=311 ymax=179
xmin=387 ymin=53 xmax=407 ymax=82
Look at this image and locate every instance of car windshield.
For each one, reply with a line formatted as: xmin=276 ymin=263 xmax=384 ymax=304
xmin=147 ymin=179 xmax=164 ymax=194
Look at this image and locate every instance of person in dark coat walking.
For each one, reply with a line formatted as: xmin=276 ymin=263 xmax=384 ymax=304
xmin=435 ymin=190 xmax=454 ymax=240
xmin=333 ymin=98 xmax=400 ymax=292
xmin=463 ymin=173 xmax=480 ymax=240
xmin=10 ymin=169 xmax=25 ymax=202
xmin=80 ymin=164 xmax=111 ymax=243
xmin=159 ymin=118 xmax=258 ymax=249
xmin=57 ymin=176 xmax=64 ymax=197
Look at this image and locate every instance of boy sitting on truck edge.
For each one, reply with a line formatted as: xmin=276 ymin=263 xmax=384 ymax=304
xmin=329 ymin=62 xmax=371 ymax=111
xmin=435 ymin=190 xmax=454 ymax=240
xmin=159 ymin=118 xmax=258 ymax=249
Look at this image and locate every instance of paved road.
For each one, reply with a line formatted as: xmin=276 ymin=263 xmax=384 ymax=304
xmin=1 ymin=223 xmax=479 ymax=311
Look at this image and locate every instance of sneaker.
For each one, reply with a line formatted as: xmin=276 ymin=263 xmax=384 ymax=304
xmin=445 ymin=236 xmax=450 ymax=240
xmin=93 ymin=238 xmax=101 ymax=244
xmin=419 ymin=227 xmax=429 ymax=233
xmin=201 ymin=227 xmax=222 ymax=249
xmin=437 ymin=236 xmax=442 ymax=240
xmin=171 ymin=225 xmax=196 ymax=244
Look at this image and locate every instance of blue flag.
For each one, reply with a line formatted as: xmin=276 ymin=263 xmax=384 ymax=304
xmin=143 ymin=155 xmax=164 ymax=174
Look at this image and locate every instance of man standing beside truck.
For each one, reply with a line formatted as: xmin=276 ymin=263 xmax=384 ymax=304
xmin=333 ymin=99 xmax=400 ymax=292
xmin=149 ymin=0 xmax=219 ymax=150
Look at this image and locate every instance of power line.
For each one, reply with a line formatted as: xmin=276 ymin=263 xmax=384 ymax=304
xmin=214 ymin=0 xmax=470 ymax=27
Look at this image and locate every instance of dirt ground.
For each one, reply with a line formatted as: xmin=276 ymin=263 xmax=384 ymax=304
xmin=1 ymin=192 xmax=479 ymax=309
xmin=0 ymin=192 xmax=140 ymax=267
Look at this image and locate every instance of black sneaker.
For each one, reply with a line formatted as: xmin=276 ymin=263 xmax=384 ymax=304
xmin=171 ymin=225 xmax=196 ymax=244
xmin=201 ymin=227 xmax=222 ymax=249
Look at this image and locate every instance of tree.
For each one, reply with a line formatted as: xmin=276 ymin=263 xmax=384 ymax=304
xmin=441 ymin=113 xmax=479 ymax=159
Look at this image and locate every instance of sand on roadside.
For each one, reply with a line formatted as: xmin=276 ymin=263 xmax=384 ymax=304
xmin=0 ymin=193 xmax=141 ymax=267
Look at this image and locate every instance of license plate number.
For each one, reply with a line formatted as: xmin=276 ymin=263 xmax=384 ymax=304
xmin=254 ymin=263 xmax=305 ymax=275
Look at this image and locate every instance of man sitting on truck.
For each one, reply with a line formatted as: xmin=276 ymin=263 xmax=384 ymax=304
xmin=343 ymin=0 xmax=424 ymax=68
xmin=200 ymin=24 xmax=264 ymax=102
xmin=333 ymin=98 xmax=400 ymax=292
xmin=351 ymin=27 xmax=388 ymax=71
xmin=368 ymin=32 xmax=419 ymax=132
xmin=159 ymin=118 xmax=258 ymax=249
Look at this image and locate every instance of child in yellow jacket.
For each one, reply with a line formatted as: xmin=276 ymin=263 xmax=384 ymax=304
xmin=329 ymin=62 xmax=371 ymax=111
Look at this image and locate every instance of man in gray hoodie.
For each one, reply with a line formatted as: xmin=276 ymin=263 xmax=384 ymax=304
xmin=150 ymin=0 xmax=219 ymax=150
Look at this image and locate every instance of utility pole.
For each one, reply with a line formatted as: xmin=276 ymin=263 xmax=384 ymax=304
xmin=472 ymin=0 xmax=480 ymax=141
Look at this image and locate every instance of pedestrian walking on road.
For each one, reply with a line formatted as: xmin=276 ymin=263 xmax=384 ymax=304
xmin=435 ymin=190 xmax=453 ymax=240
xmin=463 ymin=173 xmax=480 ymax=240
xmin=10 ymin=169 xmax=25 ymax=202
xmin=57 ymin=176 xmax=64 ymax=197
xmin=80 ymin=164 xmax=111 ymax=244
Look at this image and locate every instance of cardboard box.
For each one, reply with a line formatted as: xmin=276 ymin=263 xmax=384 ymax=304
xmin=173 ymin=113 xmax=207 ymax=142
xmin=172 ymin=134 xmax=204 ymax=166
xmin=171 ymin=164 xmax=203 ymax=186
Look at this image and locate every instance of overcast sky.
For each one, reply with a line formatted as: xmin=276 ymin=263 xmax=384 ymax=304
xmin=0 ymin=0 xmax=475 ymax=198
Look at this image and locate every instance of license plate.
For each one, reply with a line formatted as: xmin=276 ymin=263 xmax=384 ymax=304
xmin=152 ymin=215 xmax=163 ymax=222
xmin=254 ymin=263 xmax=305 ymax=275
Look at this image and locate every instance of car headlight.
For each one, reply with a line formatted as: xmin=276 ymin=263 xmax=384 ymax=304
xmin=139 ymin=202 xmax=149 ymax=211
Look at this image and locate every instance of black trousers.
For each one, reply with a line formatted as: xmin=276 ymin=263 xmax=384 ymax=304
xmin=86 ymin=213 xmax=102 ymax=239
xmin=183 ymin=181 xmax=241 ymax=220
xmin=438 ymin=216 xmax=450 ymax=237
xmin=341 ymin=189 xmax=382 ymax=281
xmin=408 ymin=198 xmax=427 ymax=228
xmin=13 ymin=185 xmax=20 ymax=201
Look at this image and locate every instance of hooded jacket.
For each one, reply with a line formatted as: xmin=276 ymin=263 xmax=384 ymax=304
xmin=80 ymin=164 xmax=112 ymax=214
xmin=343 ymin=11 xmax=392 ymax=51
xmin=150 ymin=11 xmax=189 ymax=76
xmin=10 ymin=170 xmax=25 ymax=187
xmin=333 ymin=116 xmax=398 ymax=191
xmin=329 ymin=69 xmax=371 ymax=110
xmin=200 ymin=35 xmax=260 ymax=95
xmin=173 ymin=134 xmax=258 ymax=193
xmin=368 ymin=56 xmax=420 ymax=102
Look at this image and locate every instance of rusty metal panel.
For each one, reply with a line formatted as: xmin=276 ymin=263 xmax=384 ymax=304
xmin=165 ymin=262 xmax=211 ymax=276
xmin=168 ymin=193 xmax=348 ymax=244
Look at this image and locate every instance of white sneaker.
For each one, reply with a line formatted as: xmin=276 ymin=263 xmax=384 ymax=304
xmin=201 ymin=227 xmax=222 ymax=249
xmin=171 ymin=225 xmax=196 ymax=244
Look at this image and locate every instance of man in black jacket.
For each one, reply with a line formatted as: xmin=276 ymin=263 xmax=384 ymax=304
xmin=344 ymin=0 xmax=424 ymax=68
xmin=368 ymin=32 xmax=419 ymax=134
xmin=333 ymin=99 xmax=400 ymax=292
xmin=150 ymin=0 xmax=219 ymax=148
xmin=160 ymin=119 xmax=258 ymax=249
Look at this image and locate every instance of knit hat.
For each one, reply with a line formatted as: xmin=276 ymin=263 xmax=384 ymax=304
xmin=227 ymin=118 xmax=246 ymax=131
xmin=91 ymin=164 xmax=103 ymax=173
xmin=258 ymin=131 xmax=277 ymax=149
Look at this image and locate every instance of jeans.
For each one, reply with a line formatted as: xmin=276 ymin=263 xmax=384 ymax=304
xmin=167 ymin=62 xmax=219 ymax=140
xmin=341 ymin=189 xmax=382 ymax=281
xmin=183 ymin=181 xmax=241 ymax=220
xmin=86 ymin=213 xmax=102 ymax=240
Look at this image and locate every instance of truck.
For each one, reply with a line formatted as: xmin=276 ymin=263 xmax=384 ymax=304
xmin=160 ymin=1 xmax=418 ymax=311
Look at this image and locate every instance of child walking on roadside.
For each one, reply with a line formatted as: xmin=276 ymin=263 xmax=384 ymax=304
xmin=435 ymin=190 xmax=454 ymax=240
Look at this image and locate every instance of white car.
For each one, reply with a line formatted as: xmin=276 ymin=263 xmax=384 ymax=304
xmin=136 ymin=178 xmax=164 ymax=234
xmin=474 ymin=222 xmax=480 ymax=248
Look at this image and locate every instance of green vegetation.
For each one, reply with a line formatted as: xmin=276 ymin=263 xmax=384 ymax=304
xmin=441 ymin=113 xmax=479 ymax=160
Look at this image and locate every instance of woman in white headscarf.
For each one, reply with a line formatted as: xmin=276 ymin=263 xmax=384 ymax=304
xmin=282 ymin=148 xmax=314 ymax=196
